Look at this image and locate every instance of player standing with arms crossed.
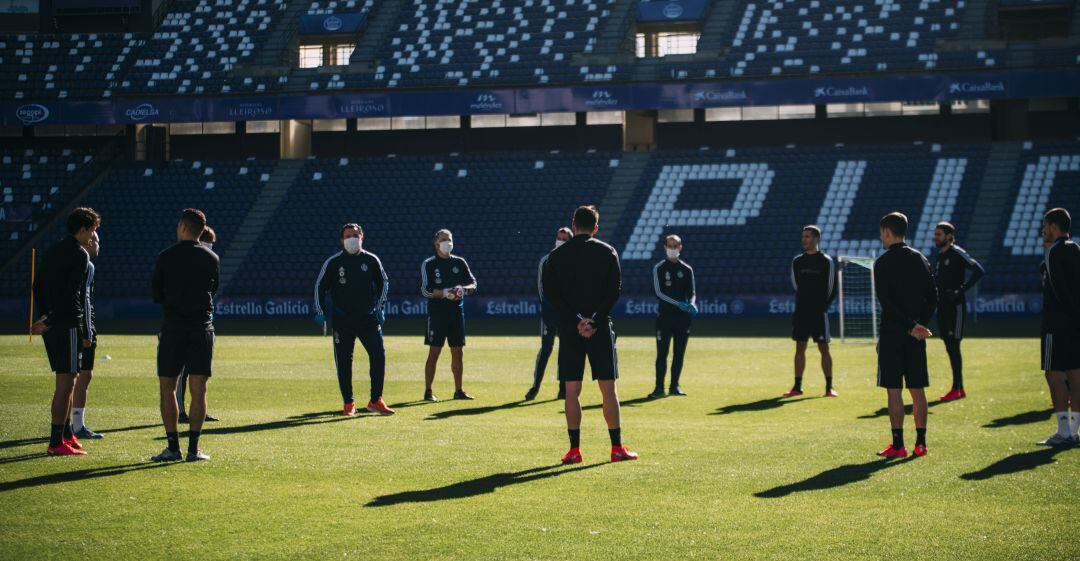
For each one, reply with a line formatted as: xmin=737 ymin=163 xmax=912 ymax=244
xmin=785 ymin=226 xmax=839 ymax=397
xmin=543 ymin=206 xmax=637 ymax=464
xmin=932 ymin=222 xmax=985 ymax=402
xmin=420 ymin=229 xmax=477 ymax=401
xmin=1037 ymin=208 xmax=1080 ymax=446
xmin=31 ymin=207 xmax=100 ymax=456
xmin=525 ymin=227 xmax=572 ymax=401
xmin=150 ymin=209 xmax=218 ymax=462
xmin=874 ymin=212 xmax=937 ymax=459
xmin=650 ymin=234 xmax=697 ymax=399
xmin=314 ymin=223 xmax=394 ymax=416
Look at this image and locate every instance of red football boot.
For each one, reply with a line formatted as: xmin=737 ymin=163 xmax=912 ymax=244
xmin=783 ymin=389 xmax=804 ymax=397
xmin=876 ymin=444 xmax=908 ymax=459
xmin=63 ymin=435 xmax=83 ymax=450
xmin=913 ymin=444 xmax=927 ymax=457
xmin=610 ymin=446 xmax=639 ymax=462
xmin=940 ymin=388 xmax=966 ymax=402
xmin=47 ymin=442 xmax=86 ymax=456
xmin=366 ymin=398 xmax=395 ymax=416
xmin=343 ymin=402 xmax=356 ymax=417
xmin=561 ymin=448 xmax=583 ymax=464
xmin=825 ymin=389 xmax=839 ymax=398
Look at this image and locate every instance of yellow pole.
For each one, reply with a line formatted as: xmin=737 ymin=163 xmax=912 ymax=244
xmin=28 ymin=247 xmax=35 ymax=342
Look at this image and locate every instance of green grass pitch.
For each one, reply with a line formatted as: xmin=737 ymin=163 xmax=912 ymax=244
xmin=0 ymin=334 xmax=1076 ymax=560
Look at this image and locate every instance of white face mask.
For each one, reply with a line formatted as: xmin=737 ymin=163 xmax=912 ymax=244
xmin=554 ymin=240 xmax=566 ymax=249
xmin=439 ymin=241 xmax=453 ymax=255
xmin=665 ymin=248 xmax=680 ymax=260
xmin=343 ymin=237 xmax=361 ymax=255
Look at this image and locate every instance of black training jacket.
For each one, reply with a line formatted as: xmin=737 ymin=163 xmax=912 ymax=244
xmin=873 ymin=242 xmax=938 ymax=337
xmin=34 ymin=235 xmax=89 ymax=337
xmin=1041 ymin=237 xmax=1080 ymax=334
xmin=542 ymin=233 xmax=621 ymax=324
xmin=314 ymin=250 xmax=389 ymax=328
xmin=152 ymin=240 xmax=219 ymax=329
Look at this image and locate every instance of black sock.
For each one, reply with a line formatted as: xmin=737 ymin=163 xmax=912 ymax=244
xmin=608 ymin=428 xmax=622 ymax=447
xmin=49 ymin=424 xmax=64 ymax=447
xmin=63 ymin=421 xmax=73 ymax=439
xmin=891 ymin=428 xmax=904 ymax=449
xmin=825 ymin=377 xmax=833 ymax=391
xmin=188 ymin=431 xmax=201 ymax=454
xmin=916 ymin=428 xmax=926 ymax=446
xmin=793 ymin=377 xmax=803 ymax=391
xmin=166 ymin=431 xmax=180 ymax=453
xmin=568 ymin=429 xmax=580 ymax=449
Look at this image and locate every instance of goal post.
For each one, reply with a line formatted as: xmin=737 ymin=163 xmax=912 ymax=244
xmin=837 ymin=256 xmax=879 ymax=342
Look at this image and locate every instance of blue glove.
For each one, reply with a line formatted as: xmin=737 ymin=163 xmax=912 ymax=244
xmin=678 ymin=301 xmax=699 ymax=316
xmin=374 ymin=307 xmax=386 ymax=326
xmin=314 ymin=313 xmax=326 ymax=325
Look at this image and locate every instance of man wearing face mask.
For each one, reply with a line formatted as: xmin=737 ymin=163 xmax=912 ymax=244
xmin=71 ymin=230 xmax=103 ymax=439
xmin=420 ymin=229 xmax=477 ymax=401
xmin=932 ymin=222 xmax=985 ymax=402
xmin=525 ymin=227 xmax=572 ymax=401
xmin=314 ymin=224 xmax=394 ymax=417
xmin=650 ymin=234 xmax=697 ymax=399
xmin=178 ymin=226 xmax=220 ymax=423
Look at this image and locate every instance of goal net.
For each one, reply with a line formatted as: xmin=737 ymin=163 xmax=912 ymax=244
xmin=838 ymin=256 xmax=880 ymax=342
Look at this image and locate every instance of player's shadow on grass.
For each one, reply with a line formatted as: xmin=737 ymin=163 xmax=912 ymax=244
xmin=153 ymin=412 xmax=361 ymax=439
xmin=710 ymin=396 xmax=816 ymax=416
xmin=960 ymin=446 xmax=1073 ymax=480
xmin=581 ymin=396 xmax=655 ymax=412
xmin=0 ymin=452 xmax=48 ymax=466
xmin=857 ymin=399 xmax=945 ymax=419
xmin=0 ymin=462 xmax=171 ymax=493
xmin=426 ymin=399 xmax=557 ymax=420
xmin=982 ymin=409 xmax=1054 ymax=428
xmin=0 ymin=423 xmax=161 ymax=450
xmin=754 ymin=457 xmax=914 ymax=498
xmin=366 ymin=463 xmax=604 ymax=507
xmin=387 ymin=400 xmax=436 ymax=410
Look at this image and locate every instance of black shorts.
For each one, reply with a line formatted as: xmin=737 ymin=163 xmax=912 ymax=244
xmin=42 ymin=325 xmax=80 ymax=374
xmin=158 ymin=327 xmax=215 ymax=378
xmin=937 ymin=301 xmax=965 ymax=340
xmin=1042 ymin=331 xmax=1080 ymax=372
xmin=425 ymin=310 xmax=465 ymax=348
xmin=792 ymin=311 xmax=830 ymax=344
xmin=657 ymin=312 xmax=691 ymax=339
xmin=81 ymin=340 xmax=97 ymax=371
xmin=558 ymin=318 xmax=619 ymax=382
xmin=876 ymin=334 xmax=929 ymax=389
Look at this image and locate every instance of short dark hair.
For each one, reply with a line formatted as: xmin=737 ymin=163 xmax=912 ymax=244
xmin=936 ymin=221 xmax=955 ymax=236
xmin=557 ymin=227 xmax=573 ymax=237
xmin=879 ymin=212 xmax=908 ymax=238
xmin=180 ymin=208 xmax=207 ymax=236
xmin=199 ymin=226 xmax=216 ymax=244
xmin=802 ymin=225 xmax=821 ymax=239
xmin=572 ymin=205 xmax=599 ymax=232
xmin=434 ymin=228 xmax=451 ymax=242
xmin=66 ymin=207 xmax=100 ymax=235
xmin=341 ymin=223 xmax=362 ymax=238
xmin=1044 ymin=207 xmax=1071 ymax=234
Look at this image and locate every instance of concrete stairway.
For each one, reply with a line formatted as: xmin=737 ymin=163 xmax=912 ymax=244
xmin=692 ymin=0 xmax=741 ymax=58
xmin=964 ymin=142 xmax=1023 ymax=276
xmin=599 ymin=151 xmax=651 ymax=247
xmin=254 ymin=0 xmax=310 ymax=68
xmin=217 ymin=159 xmax=305 ymax=293
xmin=348 ymin=0 xmax=410 ymax=70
